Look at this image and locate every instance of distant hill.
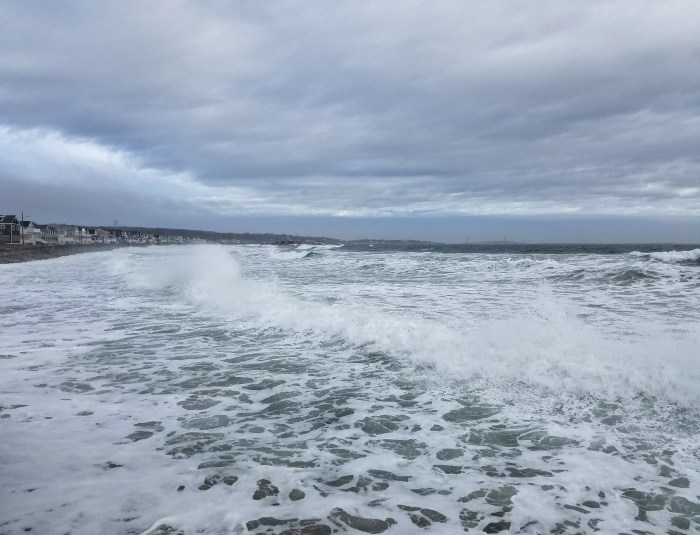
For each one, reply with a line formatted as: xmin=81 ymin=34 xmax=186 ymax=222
xmin=103 ymin=226 xmax=341 ymax=245
xmin=473 ymin=240 xmax=521 ymax=245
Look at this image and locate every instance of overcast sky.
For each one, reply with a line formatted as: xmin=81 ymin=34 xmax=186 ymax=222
xmin=1 ymin=1 xmax=699 ymax=242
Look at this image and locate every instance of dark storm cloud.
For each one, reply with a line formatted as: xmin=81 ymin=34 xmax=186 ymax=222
xmin=1 ymin=0 xmax=700 ymax=228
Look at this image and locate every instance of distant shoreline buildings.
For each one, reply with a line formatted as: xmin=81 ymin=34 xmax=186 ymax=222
xmin=1 ymin=211 xmax=341 ymax=246
xmin=0 ymin=214 xmax=200 ymax=246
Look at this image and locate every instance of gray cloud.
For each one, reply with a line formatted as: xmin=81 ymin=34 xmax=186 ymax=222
xmin=1 ymin=1 xmax=699 ymax=239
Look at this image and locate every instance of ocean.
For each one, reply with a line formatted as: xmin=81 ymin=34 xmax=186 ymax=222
xmin=1 ymin=243 xmax=699 ymax=534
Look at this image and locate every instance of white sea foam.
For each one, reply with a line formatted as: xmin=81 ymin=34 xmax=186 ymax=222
xmin=2 ymin=245 xmax=699 ymax=535
xmin=260 ymin=243 xmax=340 ymax=261
xmin=116 ymin=246 xmax=700 ymax=408
xmin=632 ymin=248 xmax=700 ymax=263
xmin=497 ymin=257 xmax=562 ymax=270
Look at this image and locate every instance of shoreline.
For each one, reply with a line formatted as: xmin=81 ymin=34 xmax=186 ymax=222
xmin=0 ymin=243 xmax=145 ymax=264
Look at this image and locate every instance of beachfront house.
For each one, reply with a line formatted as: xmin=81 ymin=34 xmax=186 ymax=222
xmin=84 ymin=227 xmax=114 ymax=244
xmin=35 ymin=224 xmax=59 ymax=245
xmin=55 ymin=224 xmax=79 ymax=245
xmin=0 ymin=215 xmax=21 ymax=245
xmin=94 ymin=228 xmax=117 ymax=244
xmin=112 ymin=228 xmax=131 ymax=242
xmin=20 ymin=221 xmax=41 ymax=245
xmin=118 ymin=230 xmax=147 ymax=243
xmin=79 ymin=227 xmax=91 ymax=243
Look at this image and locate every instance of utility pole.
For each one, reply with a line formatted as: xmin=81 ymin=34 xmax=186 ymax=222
xmin=21 ymin=212 xmax=24 ymax=245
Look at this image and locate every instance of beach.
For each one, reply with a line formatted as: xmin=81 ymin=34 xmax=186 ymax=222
xmin=0 ymin=243 xmax=140 ymax=264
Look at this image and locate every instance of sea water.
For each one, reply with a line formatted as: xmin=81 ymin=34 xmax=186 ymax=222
xmin=1 ymin=243 xmax=699 ymax=534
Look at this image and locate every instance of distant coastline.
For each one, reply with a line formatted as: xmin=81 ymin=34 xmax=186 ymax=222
xmin=2 ymin=227 xmax=698 ymax=265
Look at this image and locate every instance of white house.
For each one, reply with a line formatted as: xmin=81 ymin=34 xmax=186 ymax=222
xmin=93 ymin=228 xmax=117 ymax=244
xmin=35 ymin=224 xmax=59 ymax=244
xmin=55 ymin=225 xmax=83 ymax=245
xmin=20 ymin=221 xmax=41 ymax=245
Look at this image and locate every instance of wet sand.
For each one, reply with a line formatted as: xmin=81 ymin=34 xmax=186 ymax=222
xmin=0 ymin=244 xmax=140 ymax=264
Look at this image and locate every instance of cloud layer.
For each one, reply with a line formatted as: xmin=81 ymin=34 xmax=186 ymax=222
xmin=1 ymin=1 xmax=699 ymax=238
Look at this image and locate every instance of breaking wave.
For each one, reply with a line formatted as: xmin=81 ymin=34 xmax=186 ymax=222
xmin=632 ymin=248 xmax=700 ymax=265
xmin=114 ymin=246 xmax=700 ymax=408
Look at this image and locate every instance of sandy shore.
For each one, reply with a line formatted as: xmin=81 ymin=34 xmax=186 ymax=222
xmin=0 ymin=243 xmax=141 ymax=264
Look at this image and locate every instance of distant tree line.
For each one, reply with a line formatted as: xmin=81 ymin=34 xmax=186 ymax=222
xmin=103 ymin=226 xmax=341 ymax=245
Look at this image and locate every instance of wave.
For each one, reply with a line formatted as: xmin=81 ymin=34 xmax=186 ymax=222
xmin=115 ymin=246 xmax=700 ymax=409
xmin=496 ymin=257 xmax=562 ymax=270
xmin=632 ymin=248 xmax=700 ymax=265
xmin=261 ymin=243 xmax=342 ymax=261
xmin=489 ymin=258 xmax=672 ymax=284
xmin=548 ymin=264 xmax=690 ymax=284
xmin=262 ymin=246 xmax=317 ymax=261
xmin=609 ymin=268 xmax=658 ymax=282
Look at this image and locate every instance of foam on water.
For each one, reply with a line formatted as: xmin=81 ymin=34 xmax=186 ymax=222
xmin=1 ymin=245 xmax=699 ymax=534
xmin=116 ymin=246 xmax=700 ymax=407
xmin=633 ymin=248 xmax=700 ymax=264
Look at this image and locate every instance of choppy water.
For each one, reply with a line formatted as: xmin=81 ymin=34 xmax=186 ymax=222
xmin=1 ymin=244 xmax=699 ymax=535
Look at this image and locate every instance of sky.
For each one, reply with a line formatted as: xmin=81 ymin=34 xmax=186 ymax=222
xmin=1 ymin=1 xmax=699 ymax=243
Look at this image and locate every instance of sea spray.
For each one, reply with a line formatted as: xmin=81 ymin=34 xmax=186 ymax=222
xmin=117 ymin=246 xmax=700 ymax=407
